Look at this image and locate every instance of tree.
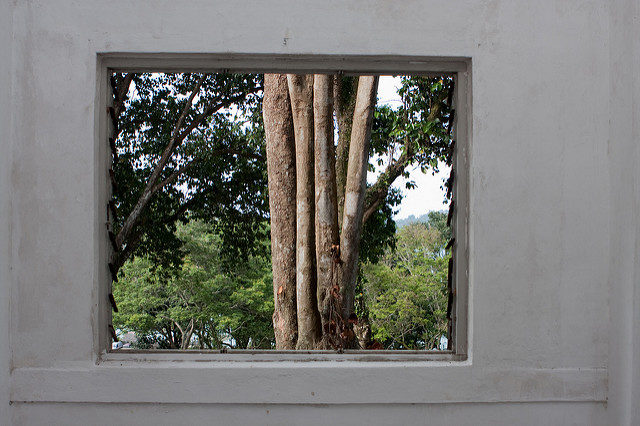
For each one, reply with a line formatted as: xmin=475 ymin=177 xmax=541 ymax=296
xmin=360 ymin=218 xmax=450 ymax=350
xmin=113 ymin=220 xmax=274 ymax=349
xmin=108 ymin=73 xmax=267 ymax=279
xmin=263 ymin=74 xmax=454 ymax=349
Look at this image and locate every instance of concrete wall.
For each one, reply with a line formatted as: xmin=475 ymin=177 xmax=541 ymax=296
xmin=0 ymin=0 xmax=13 ymax=423
xmin=0 ymin=0 xmax=638 ymax=424
xmin=608 ymin=0 xmax=640 ymax=423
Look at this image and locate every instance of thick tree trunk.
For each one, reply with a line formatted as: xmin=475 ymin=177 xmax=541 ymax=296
xmin=339 ymin=76 xmax=379 ymax=321
xmin=334 ymin=76 xmax=358 ymax=229
xmin=263 ymin=74 xmax=298 ymax=349
xmin=313 ymin=75 xmax=340 ymax=347
xmin=264 ymin=74 xmax=379 ymax=350
xmin=287 ymin=74 xmax=321 ymax=349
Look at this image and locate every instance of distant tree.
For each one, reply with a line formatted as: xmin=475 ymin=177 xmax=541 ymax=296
xmin=395 ymin=210 xmax=451 ymax=231
xmin=425 ymin=210 xmax=452 ymax=247
xmin=360 ymin=217 xmax=450 ymax=350
xmin=113 ymin=220 xmax=274 ymax=349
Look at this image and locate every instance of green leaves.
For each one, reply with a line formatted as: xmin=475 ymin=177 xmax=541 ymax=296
xmin=113 ymin=72 xmax=267 ymax=270
xmin=371 ymin=75 xmax=455 ymax=174
xmin=113 ymin=220 xmax=274 ymax=349
xmin=360 ymin=216 xmax=450 ymax=350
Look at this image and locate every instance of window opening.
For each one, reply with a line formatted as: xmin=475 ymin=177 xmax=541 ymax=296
xmin=105 ymin=70 xmax=459 ymax=353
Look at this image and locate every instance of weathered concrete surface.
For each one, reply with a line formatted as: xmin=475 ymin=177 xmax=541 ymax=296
xmin=0 ymin=0 xmax=638 ymax=424
xmin=0 ymin=0 xmax=13 ymax=423
xmin=608 ymin=0 xmax=640 ymax=424
xmin=10 ymin=401 xmax=608 ymax=426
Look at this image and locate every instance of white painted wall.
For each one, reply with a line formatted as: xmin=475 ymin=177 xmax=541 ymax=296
xmin=608 ymin=0 xmax=640 ymax=423
xmin=1 ymin=0 xmax=638 ymax=424
xmin=0 ymin=0 xmax=13 ymax=423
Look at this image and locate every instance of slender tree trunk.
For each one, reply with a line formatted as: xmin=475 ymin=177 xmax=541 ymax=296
xmin=334 ymin=76 xmax=358 ymax=229
xmin=313 ymin=75 xmax=340 ymax=347
xmin=339 ymin=76 xmax=379 ymax=322
xmin=180 ymin=319 xmax=194 ymax=350
xmin=287 ymin=74 xmax=322 ymax=349
xmin=263 ymin=74 xmax=298 ymax=349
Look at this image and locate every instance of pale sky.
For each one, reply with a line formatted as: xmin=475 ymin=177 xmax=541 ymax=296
xmin=374 ymin=76 xmax=450 ymax=220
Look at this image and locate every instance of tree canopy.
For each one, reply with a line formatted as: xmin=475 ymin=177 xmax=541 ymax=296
xmin=114 ymin=215 xmax=450 ymax=351
xmin=111 ymin=72 xmax=267 ymax=272
xmin=360 ymin=211 xmax=451 ymax=350
xmin=113 ymin=220 xmax=274 ymax=349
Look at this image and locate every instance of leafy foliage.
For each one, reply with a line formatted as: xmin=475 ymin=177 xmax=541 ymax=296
xmin=113 ymin=73 xmax=268 ymax=270
xmin=113 ymin=220 xmax=274 ymax=349
xmin=360 ymin=188 xmax=402 ymax=264
xmin=361 ymin=75 xmax=455 ymax=262
xmin=360 ymin=214 xmax=451 ymax=350
xmin=371 ymin=75 xmax=455 ymax=175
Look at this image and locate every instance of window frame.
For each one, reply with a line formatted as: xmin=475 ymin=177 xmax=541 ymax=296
xmin=95 ymin=53 xmax=470 ymax=363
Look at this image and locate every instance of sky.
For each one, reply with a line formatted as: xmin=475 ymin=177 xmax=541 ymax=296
xmin=374 ymin=76 xmax=450 ymax=219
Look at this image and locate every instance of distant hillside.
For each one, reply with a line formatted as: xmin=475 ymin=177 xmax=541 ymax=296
xmin=395 ymin=210 xmax=447 ymax=228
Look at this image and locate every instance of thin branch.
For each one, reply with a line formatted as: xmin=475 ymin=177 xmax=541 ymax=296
xmin=362 ymin=152 xmax=411 ymax=225
xmin=152 ymin=161 xmax=197 ymax=193
xmin=116 ymin=90 xmax=259 ymax=250
xmin=152 ymin=148 xmax=264 ymax=194
xmin=116 ymin=75 xmax=205 ymax=249
xmin=362 ymin=94 xmax=446 ymax=225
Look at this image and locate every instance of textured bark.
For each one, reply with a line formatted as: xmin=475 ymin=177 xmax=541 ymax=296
xmin=313 ymin=75 xmax=340 ymax=346
xmin=264 ymin=74 xmax=379 ymax=350
xmin=334 ymin=76 xmax=358 ymax=230
xmin=339 ymin=76 xmax=379 ymax=320
xmin=263 ymin=74 xmax=298 ymax=349
xmin=287 ymin=74 xmax=321 ymax=349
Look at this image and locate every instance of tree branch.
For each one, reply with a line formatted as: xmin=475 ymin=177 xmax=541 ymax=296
xmin=114 ymin=80 xmax=261 ymax=253
xmin=114 ymin=73 xmax=134 ymax=117
xmin=362 ymin=152 xmax=412 ymax=224
xmin=112 ymin=225 xmax=144 ymax=271
xmin=116 ymin=75 xmax=206 ymax=249
xmin=152 ymin=147 xmax=264 ymax=194
xmin=152 ymin=161 xmax=196 ymax=193
xmin=117 ymin=93 xmax=257 ymax=251
xmin=361 ymin=94 xmax=447 ymax=225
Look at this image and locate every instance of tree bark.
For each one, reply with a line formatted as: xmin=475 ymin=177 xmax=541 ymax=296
xmin=339 ymin=76 xmax=379 ymax=321
xmin=287 ymin=74 xmax=321 ymax=349
xmin=334 ymin=76 xmax=358 ymax=229
xmin=264 ymin=74 xmax=379 ymax=350
xmin=263 ymin=74 xmax=298 ymax=349
xmin=313 ymin=75 xmax=340 ymax=347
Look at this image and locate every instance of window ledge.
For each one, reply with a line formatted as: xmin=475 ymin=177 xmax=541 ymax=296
xmin=102 ymin=349 xmax=466 ymax=363
xmin=10 ymin=364 xmax=606 ymax=405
